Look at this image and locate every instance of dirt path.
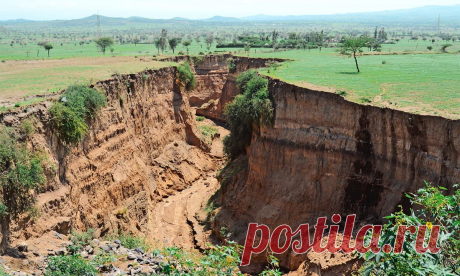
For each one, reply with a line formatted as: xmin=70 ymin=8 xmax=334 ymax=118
xmin=149 ymin=119 xmax=228 ymax=250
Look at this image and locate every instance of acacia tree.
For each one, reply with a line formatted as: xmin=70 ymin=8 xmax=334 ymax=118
xmin=441 ymin=43 xmax=452 ymax=53
xmin=182 ymin=40 xmax=191 ymax=54
xmin=94 ymin=37 xmax=114 ymax=54
xmin=341 ymin=37 xmax=370 ymax=73
xmin=205 ymin=35 xmax=214 ymax=51
xmin=169 ymin=38 xmax=178 ymax=54
xmin=160 ymin=29 xmax=168 ymax=54
xmin=44 ymin=43 xmax=53 ymax=57
xmin=0 ymin=128 xmax=45 ymax=252
xmin=154 ymin=38 xmax=161 ymax=54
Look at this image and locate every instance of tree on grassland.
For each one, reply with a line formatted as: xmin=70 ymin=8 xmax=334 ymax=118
xmin=182 ymin=40 xmax=191 ymax=54
xmin=94 ymin=37 xmax=114 ymax=54
xmin=169 ymin=38 xmax=179 ymax=54
xmin=341 ymin=37 xmax=370 ymax=73
xmin=44 ymin=43 xmax=53 ymax=57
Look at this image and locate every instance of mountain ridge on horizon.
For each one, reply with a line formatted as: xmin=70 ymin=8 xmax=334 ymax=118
xmin=1 ymin=4 xmax=459 ymax=25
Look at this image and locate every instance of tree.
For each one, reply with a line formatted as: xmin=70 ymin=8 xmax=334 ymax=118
xmin=182 ymin=40 xmax=191 ymax=54
xmin=427 ymin=46 xmax=433 ymax=51
xmin=244 ymin=43 xmax=251 ymax=57
xmin=341 ymin=37 xmax=369 ymax=73
xmin=0 ymin=128 xmax=45 ymax=252
xmin=441 ymin=43 xmax=452 ymax=53
xmin=169 ymin=38 xmax=179 ymax=54
xmin=94 ymin=37 xmax=114 ymax=54
xmin=205 ymin=35 xmax=214 ymax=50
xmin=160 ymin=29 xmax=168 ymax=54
xmin=44 ymin=43 xmax=53 ymax=57
xmin=133 ymin=37 xmax=139 ymax=46
xmin=154 ymin=39 xmax=161 ymax=54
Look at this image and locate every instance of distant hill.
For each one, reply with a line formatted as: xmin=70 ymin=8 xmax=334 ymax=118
xmin=202 ymin=16 xmax=241 ymax=22
xmin=241 ymin=5 xmax=460 ymax=24
xmin=1 ymin=5 xmax=459 ymax=27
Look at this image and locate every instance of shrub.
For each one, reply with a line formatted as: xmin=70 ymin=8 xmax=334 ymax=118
xmin=360 ymin=182 xmax=460 ymax=276
xmin=176 ymin=62 xmax=196 ymax=91
xmin=199 ymin=125 xmax=219 ymax=137
xmin=64 ymin=85 xmax=106 ymax=119
xmin=50 ymin=103 xmax=88 ymax=145
xmin=117 ymin=233 xmax=150 ymax=251
xmin=337 ymin=90 xmax=347 ymax=96
xmin=20 ymin=118 xmax=36 ymax=137
xmin=360 ymin=97 xmax=372 ymax=103
xmin=226 ymin=58 xmax=236 ymax=73
xmin=45 ymin=255 xmax=97 ymax=276
xmin=0 ymin=127 xmax=45 ymax=249
xmin=50 ymin=85 xmax=106 ymax=145
xmin=196 ymin=116 xmax=205 ymax=122
xmin=224 ymin=70 xmax=273 ymax=159
xmin=382 ymin=60 xmax=387 ymax=64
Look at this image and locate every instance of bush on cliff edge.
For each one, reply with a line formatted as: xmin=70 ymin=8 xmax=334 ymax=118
xmin=50 ymin=85 xmax=106 ymax=145
xmin=223 ymin=70 xmax=273 ymax=159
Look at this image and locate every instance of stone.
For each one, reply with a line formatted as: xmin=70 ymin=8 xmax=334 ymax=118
xmin=81 ymin=251 xmax=89 ymax=258
xmin=17 ymin=242 xmax=28 ymax=252
xmin=99 ymin=244 xmax=111 ymax=253
xmin=127 ymin=252 xmax=137 ymax=260
xmin=54 ymin=247 xmax=66 ymax=256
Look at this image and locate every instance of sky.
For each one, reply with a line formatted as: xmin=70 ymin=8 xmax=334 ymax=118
xmin=0 ymin=0 xmax=459 ymax=21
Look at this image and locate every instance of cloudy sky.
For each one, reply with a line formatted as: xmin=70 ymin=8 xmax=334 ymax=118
xmin=1 ymin=0 xmax=459 ymax=21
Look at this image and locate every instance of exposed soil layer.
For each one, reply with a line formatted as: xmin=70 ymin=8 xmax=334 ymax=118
xmin=1 ymin=54 xmax=459 ymax=275
xmin=214 ymin=78 xmax=460 ymax=273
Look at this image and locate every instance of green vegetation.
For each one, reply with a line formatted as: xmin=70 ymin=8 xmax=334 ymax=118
xmin=49 ymin=85 xmax=106 ymax=145
xmin=94 ymin=37 xmax=114 ymax=55
xmin=44 ymin=43 xmax=53 ymax=57
xmin=223 ymin=70 xmax=273 ymax=159
xmin=226 ymin=57 xmax=236 ymax=73
xmin=195 ymin=116 xmax=205 ymax=122
xmin=20 ymin=118 xmax=36 ymax=137
xmin=341 ymin=37 xmax=370 ymax=72
xmin=117 ymin=233 xmax=150 ymax=251
xmin=360 ymin=182 xmax=460 ymax=275
xmin=254 ymin=48 xmax=460 ymax=118
xmin=45 ymin=255 xmax=98 ymax=276
xmin=0 ymin=127 xmax=45 ymax=252
xmin=159 ymin=242 xmax=281 ymax=275
xmin=199 ymin=125 xmax=219 ymax=137
xmin=176 ymin=62 xmax=197 ymax=91
xmin=68 ymin=229 xmax=95 ymax=254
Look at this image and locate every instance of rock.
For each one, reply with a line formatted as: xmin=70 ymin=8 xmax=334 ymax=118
xmin=81 ymin=250 xmax=89 ymax=258
xmin=85 ymin=245 xmax=94 ymax=254
xmin=53 ymin=232 xmax=63 ymax=240
xmin=127 ymin=252 xmax=137 ymax=260
xmin=99 ymin=244 xmax=111 ymax=253
xmin=92 ymin=239 xmax=100 ymax=246
xmin=113 ymin=239 xmax=121 ymax=245
xmin=135 ymin=247 xmax=144 ymax=254
xmin=117 ymin=246 xmax=128 ymax=255
xmin=140 ymin=266 xmax=154 ymax=274
xmin=17 ymin=242 xmax=28 ymax=252
xmin=55 ymin=247 xmax=66 ymax=256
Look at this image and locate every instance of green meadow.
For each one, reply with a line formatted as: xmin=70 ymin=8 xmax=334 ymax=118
xmin=250 ymin=44 xmax=460 ymax=118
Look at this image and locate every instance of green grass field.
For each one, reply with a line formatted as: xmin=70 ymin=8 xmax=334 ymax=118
xmin=248 ymin=44 xmax=460 ymax=118
xmin=1 ymin=31 xmax=459 ymax=118
xmin=0 ymin=56 xmax=173 ymax=104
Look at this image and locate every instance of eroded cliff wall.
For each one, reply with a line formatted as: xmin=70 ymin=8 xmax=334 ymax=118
xmin=1 ymin=67 xmax=214 ymax=241
xmin=187 ymin=54 xmax=285 ymax=121
xmin=215 ymin=78 xmax=460 ymax=272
